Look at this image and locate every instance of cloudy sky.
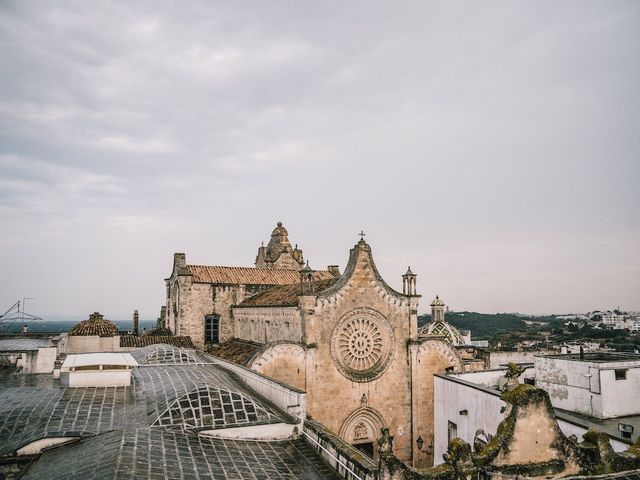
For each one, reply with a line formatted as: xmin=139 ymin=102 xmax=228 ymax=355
xmin=1 ymin=1 xmax=638 ymax=319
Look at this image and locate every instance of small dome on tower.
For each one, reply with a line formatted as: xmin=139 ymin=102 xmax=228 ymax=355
xmin=420 ymin=320 xmax=464 ymax=346
xmin=271 ymin=221 xmax=288 ymax=237
xmin=430 ymin=295 xmax=445 ymax=307
xmin=69 ymin=312 xmax=119 ymax=337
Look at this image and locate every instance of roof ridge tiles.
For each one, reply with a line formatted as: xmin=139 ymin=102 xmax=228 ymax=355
xmin=187 ymin=264 xmax=322 ymax=272
xmin=185 ymin=264 xmax=334 ymax=286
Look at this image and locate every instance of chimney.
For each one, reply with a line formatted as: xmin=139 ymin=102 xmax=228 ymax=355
xmin=133 ymin=309 xmax=139 ymax=335
xmin=174 ymin=252 xmax=187 ymax=274
xmin=328 ymin=265 xmax=341 ymax=278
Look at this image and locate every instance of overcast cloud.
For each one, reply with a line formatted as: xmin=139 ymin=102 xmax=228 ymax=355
xmin=1 ymin=1 xmax=638 ymax=319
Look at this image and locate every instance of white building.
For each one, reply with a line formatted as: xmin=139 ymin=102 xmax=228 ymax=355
xmin=601 ymin=312 xmax=629 ymax=329
xmin=60 ymin=353 xmax=139 ymax=387
xmin=0 ymin=338 xmax=58 ymax=374
xmin=536 ymin=352 xmax=640 ymax=419
xmin=433 ymin=352 xmax=640 ymax=465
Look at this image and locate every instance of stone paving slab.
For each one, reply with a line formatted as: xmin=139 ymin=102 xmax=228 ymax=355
xmin=24 ymin=428 xmax=342 ymax=480
xmin=133 ymin=364 xmax=291 ymax=426
xmin=130 ymin=344 xmax=205 ymax=366
xmin=0 ymin=383 xmax=139 ymax=454
xmin=0 ymin=360 xmax=291 ymax=455
xmin=0 ymin=347 xmax=335 ymax=480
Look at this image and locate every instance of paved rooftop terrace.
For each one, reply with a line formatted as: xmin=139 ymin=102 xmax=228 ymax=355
xmin=0 ymin=345 xmax=340 ymax=479
xmin=24 ymin=428 xmax=340 ymax=480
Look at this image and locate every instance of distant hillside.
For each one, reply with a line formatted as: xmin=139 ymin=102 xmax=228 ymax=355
xmin=0 ymin=319 xmax=158 ymax=334
xmin=418 ymin=311 xmax=556 ymax=338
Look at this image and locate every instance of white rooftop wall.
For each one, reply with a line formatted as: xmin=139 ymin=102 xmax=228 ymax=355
xmin=534 ymin=355 xmax=640 ymax=419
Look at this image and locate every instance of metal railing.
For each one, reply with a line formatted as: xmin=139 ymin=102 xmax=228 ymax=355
xmin=301 ymin=429 xmax=364 ymax=480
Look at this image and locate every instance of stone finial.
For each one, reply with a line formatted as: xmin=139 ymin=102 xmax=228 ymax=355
xmin=503 ymin=362 xmax=526 ymax=391
xmin=430 ymin=295 xmax=446 ymax=322
xmin=443 ymin=438 xmax=473 ymax=478
xmin=402 ymin=266 xmax=417 ymax=296
xmin=377 ymin=427 xmax=394 ymax=459
xmin=473 ymin=384 xmax=592 ymax=475
xmin=430 ymin=295 xmax=445 ymax=307
xmin=257 ymin=221 xmax=305 ymax=269
xmin=300 ymin=261 xmax=315 ymax=294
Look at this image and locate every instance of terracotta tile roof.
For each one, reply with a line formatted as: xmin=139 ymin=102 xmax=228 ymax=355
xmin=207 ymin=339 xmax=264 ymax=366
xmin=119 ymin=335 xmax=195 ymax=349
xmin=69 ymin=314 xmax=118 ymax=337
xmin=237 ymin=278 xmax=339 ymax=307
xmin=186 ymin=265 xmax=334 ymax=285
xmin=146 ymin=326 xmax=173 ymax=336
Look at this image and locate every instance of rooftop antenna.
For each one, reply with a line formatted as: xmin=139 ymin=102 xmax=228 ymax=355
xmin=0 ymin=298 xmax=42 ymax=333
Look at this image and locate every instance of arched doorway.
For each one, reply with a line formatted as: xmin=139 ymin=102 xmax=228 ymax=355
xmin=339 ymin=406 xmax=385 ymax=460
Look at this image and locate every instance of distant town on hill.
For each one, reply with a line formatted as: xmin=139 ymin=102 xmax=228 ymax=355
xmin=419 ymin=310 xmax=640 ymax=352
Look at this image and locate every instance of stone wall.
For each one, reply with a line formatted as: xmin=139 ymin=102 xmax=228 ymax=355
xmin=378 ymin=385 xmax=640 ymax=480
xmin=206 ymin=353 xmax=307 ymax=421
xmin=233 ymin=307 xmax=303 ymax=343
xmin=535 ymin=355 xmax=640 ymax=419
xmin=250 ymin=342 xmax=307 ymax=390
xmin=302 ymin=241 xmax=417 ymax=463
xmin=411 ymin=339 xmax=463 ymax=468
xmin=433 ymin=368 xmax=632 ymax=465
xmin=488 ymin=350 xmax=554 ymax=369
xmin=166 ymin=265 xmax=276 ymax=350
xmin=303 ymin=419 xmax=377 ymax=480
xmin=66 ymin=335 xmax=120 ymax=353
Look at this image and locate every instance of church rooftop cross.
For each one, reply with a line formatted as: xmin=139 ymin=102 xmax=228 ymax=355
xmin=359 ymin=230 xmax=366 ymax=241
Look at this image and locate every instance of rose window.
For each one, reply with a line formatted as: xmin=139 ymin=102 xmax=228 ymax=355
xmin=331 ymin=308 xmax=394 ymax=382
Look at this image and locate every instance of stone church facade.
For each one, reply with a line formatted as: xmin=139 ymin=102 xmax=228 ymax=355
xmin=164 ymin=223 xmax=470 ymax=467
xmin=164 ymin=223 xmax=335 ymax=349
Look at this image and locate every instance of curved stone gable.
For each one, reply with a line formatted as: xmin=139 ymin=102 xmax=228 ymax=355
xmin=250 ymin=342 xmax=306 ymax=368
xmin=316 ymin=240 xmax=410 ymax=308
xmin=416 ymin=338 xmax=463 ymax=372
xmin=250 ymin=342 xmax=307 ymax=390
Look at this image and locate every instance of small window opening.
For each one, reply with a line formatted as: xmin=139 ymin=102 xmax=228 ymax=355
xmin=205 ymin=315 xmax=220 ymax=344
xmin=448 ymin=421 xmax=458 ymax=445
xmin=615 ymin=369 xmax=627 ymax=381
